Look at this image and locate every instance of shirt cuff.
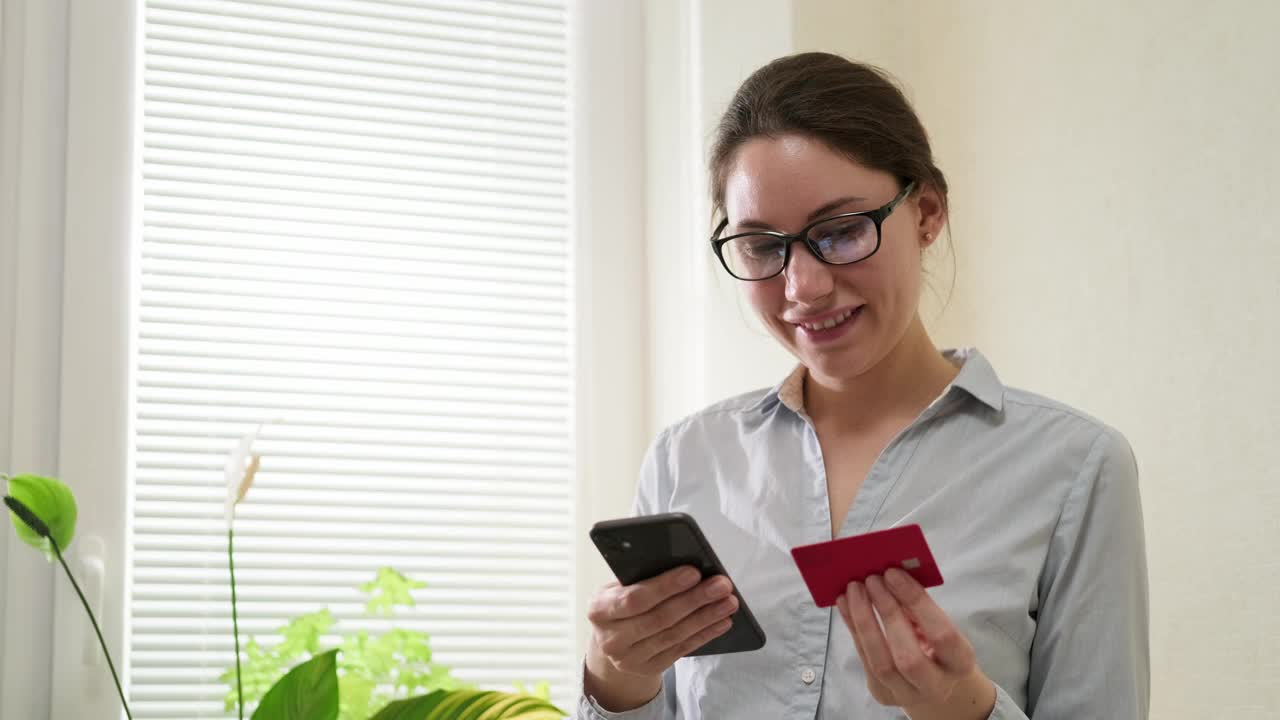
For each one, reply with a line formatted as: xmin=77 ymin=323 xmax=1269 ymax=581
xmin=986 ymin=682 xmax=1028 ymax=720
xmin=572 ymin=659 xmax=668 ymax=720
xmin=576 ymin=691 xmax=667 ymax=720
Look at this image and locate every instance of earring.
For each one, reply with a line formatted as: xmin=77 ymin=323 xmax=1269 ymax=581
xmin=924 ymin=232 xmax=934 ymax=242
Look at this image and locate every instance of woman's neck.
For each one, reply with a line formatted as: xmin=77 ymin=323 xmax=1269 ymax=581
xmin=803 ymin=315 xmax=959 ymax=432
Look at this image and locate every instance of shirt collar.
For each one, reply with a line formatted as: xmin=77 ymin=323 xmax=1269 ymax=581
xmin=752 ymin=347 xmax=1005 ymax=417
xmin=940 ymin=348 xmax=1005 ymax=412
xmin=777 ymin=364 xmax=807 ymax=414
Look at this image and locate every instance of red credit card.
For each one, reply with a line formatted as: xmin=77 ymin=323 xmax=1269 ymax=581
xmin=790 ymin=524 xmax=944 ymax=607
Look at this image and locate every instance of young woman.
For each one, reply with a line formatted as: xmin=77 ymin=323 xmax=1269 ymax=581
xmin=577 ymin=53 xmax=1148 ymax=719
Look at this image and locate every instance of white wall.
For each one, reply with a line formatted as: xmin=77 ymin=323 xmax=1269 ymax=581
xmin=645 ymin=0 xmax=796 ymax=439
xmin=569 ymin=0 xmax=799 ymax=663
xmin=795 ymin=1 xmax=1280 ymax=716
xmin=570 ymin=0 xmax=650 ymax=658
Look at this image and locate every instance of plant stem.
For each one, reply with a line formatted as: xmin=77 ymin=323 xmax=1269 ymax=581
xmin=51 ymin=539 xmax=134 ymax=720
xmin=229 ymin=527 xmax=245 ymax=720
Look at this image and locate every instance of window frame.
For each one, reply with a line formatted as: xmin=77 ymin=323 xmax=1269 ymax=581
xmin=45 ymin=0 xmax=648 ymax=717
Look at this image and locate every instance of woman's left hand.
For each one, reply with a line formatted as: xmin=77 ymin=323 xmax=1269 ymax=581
xmin=836 ymin=568 xmax=996 ymax=720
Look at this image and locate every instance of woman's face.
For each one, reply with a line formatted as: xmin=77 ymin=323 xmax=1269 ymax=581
xmin=722 ymin=134 xmax=943 ymax=386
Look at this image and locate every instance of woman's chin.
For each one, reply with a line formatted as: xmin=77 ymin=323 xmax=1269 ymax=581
xmin=797 ymin=344 xmax=875 ymax=385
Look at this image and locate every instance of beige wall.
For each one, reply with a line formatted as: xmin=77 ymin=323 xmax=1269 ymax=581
xmin=794 ymin=0 xmax=1280 ymax=715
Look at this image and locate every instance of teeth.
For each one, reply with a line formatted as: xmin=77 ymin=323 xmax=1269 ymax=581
xmin=803 ymin=308 xmax=855 ymax=331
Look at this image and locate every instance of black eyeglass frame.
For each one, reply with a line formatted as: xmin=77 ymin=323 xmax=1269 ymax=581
xmin=709 ymin=181 xmax=917 ymax=281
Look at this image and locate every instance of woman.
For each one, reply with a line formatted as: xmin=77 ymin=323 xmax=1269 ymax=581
xmin=577 ymin=53 xmax=1148 ymax=719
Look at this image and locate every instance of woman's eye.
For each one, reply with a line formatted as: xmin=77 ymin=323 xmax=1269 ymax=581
xmin=743 ymin=239 xmax=784 ymax=257
xmin=822 ymin=224 xmax=861 ymax=243
xmin=817 ymin=223 xmax=871 ymax=248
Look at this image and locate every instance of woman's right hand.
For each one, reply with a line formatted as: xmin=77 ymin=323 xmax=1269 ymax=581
xmin=583 ymin=565 xmax=739 ymax=712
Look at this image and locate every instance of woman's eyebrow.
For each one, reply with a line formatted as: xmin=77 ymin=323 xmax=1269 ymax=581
xmin=736 ymin=196 xmax=868 ymax=231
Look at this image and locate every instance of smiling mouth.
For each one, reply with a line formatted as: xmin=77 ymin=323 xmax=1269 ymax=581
xmin=796 ymin=307 xmax=860 ymax=332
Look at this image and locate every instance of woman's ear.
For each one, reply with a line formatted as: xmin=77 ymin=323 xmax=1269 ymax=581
xmin=914 ymin=185 xmax=946 ymax=248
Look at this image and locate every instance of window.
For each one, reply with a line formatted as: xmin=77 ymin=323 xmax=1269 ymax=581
xmin=129 ymin=1 xmax=575 ymax=716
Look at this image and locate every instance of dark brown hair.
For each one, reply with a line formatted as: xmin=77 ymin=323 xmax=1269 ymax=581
xmin=709 ymin=52 xmax=948 ymax=221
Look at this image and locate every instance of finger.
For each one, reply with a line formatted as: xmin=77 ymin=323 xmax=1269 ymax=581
xmin=606 ymin=575 xmax=733 ymax=653
xmin=847 ymin=608 xmax=896 ymax=705
xmin=915 ymin=623 xmax=936 ymax=660
xmin=844 ymin=581 xmax=915 ymax=699
xmin=835 ymin=594 xmax=853 ymax=632
xmin=884 ymin=568 xmax=975 ymax=673
xmin=608 ymin=566 xmax=703 ymax=621
xmin=634 ymin=593 xmax=739 ymax=662
xmin=586 ymin=580 xmax=623 ymax=621
xmin=866 ymin=575 xmax=947 ymax=696
xmin=645 ymin=615 xmax=734 ymax=669
xmin=840 ymin=596 xmax=891 ymax=701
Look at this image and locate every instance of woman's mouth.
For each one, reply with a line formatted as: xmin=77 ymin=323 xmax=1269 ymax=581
xmin=793 ymin=306 xmax=863 ymax=342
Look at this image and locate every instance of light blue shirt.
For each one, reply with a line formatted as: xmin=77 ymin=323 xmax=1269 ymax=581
xmin=577 ymin=349 xmax=1149 ymax=719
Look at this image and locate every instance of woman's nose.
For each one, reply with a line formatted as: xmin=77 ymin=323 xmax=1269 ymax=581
xmin=784 ymin=240 xmax=834 ymax=303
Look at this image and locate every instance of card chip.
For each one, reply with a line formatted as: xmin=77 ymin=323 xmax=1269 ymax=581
xmin=901 ymin=557 xmax=921 ymax=569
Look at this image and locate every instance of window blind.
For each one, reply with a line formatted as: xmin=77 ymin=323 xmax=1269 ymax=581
xmin=130 ymin=1 xmax=574 ymax=717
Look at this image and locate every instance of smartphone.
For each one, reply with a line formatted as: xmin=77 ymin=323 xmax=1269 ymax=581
xmin=589 ymin=512 xmax=766 ymax=656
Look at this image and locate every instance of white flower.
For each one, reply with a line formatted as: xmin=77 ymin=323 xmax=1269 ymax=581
xmin=224 ymin=420 xmax=279 ymax=526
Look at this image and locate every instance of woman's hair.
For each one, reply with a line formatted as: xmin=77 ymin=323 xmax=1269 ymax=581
xmin=709 ymin=52 xmax=948 ymax=221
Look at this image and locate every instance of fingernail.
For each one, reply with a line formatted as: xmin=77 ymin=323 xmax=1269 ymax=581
xmin=886 ymin=568 xmax=911 ymax=590
xmin=680 ymin=568 xmax=700 ymax=587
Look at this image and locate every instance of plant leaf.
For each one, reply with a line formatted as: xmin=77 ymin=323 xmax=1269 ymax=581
xmin=370 ymin=690 xmax=563 ymax=720
xmin=250 ymin=649 xmax=339 ymax=720
xmin=473 ymin=693 xmax=564 ymax=720
xmin=337 ymin=673 xmax=377 ymax=720
xmin=5 ymin=474 xmax=77 ymax=560
xmin=368 ymin=690 xmax=449 ymax=720
xmin=511 ymin=682 xmax=552 ymax=701
xmin=221 ymin=638 xmax=286 ymax=712
xmin=360 ymin=567 xmax=427 ymax=616
xmin=276 ymin=609 xmax=334 ymax=658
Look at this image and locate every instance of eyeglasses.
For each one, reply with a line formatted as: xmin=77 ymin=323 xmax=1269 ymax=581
xmin=709 ymin=182 xmax=917 ymax=281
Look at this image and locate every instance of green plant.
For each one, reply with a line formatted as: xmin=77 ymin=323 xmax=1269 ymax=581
xmin=219 ymin=568 xmax=472 ymax=720
xmin=369 ymin=690 xmax=563 ymax=720
xmin=253 ymin=650 xmax=341 ymax=720
xmin=220 ymin=426 xmax=565 ymax=719
xmin=4 ymin=474 xmax=134 ymax=719
xmin=6 ymin=457 xmax=567 ymax=720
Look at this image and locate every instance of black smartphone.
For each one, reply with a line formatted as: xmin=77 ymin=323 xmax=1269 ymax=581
xmin=589 ymin=512 xmax=766 ymax=656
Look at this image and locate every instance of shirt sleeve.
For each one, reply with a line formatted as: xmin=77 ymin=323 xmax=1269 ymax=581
xmin=632 ymin=427 xmax=673 ymax=516
xmin=987 ymin=682 xmax=1028 ymax=719
xmin=572 ymin=667 xmax=677 ymax=720
xmin=1019 ymin=426 xmax=1151 ymax=718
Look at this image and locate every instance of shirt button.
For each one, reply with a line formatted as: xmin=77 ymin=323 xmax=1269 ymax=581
xmin=801 ymin=668 xmax=817 ymax=685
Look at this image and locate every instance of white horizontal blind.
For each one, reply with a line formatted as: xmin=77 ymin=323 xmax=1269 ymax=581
xmin=130 ymin=1 xmax=574 ymax=717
